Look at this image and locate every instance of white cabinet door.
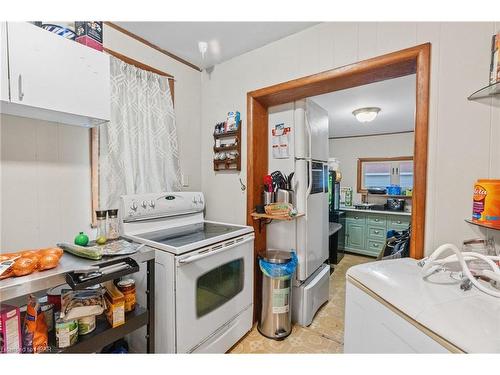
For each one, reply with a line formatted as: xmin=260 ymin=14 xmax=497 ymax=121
xmin=7 ymin=22 xmax=110 ymax=121
xmin=0 ymin=22 xmax=9 ymax=102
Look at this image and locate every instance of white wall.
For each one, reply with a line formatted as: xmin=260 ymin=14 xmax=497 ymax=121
xmin=330 ymin=132 xmax=414 ymax=203
xmin=201 ymin=22 xmax=500 ymax=255
xmin=0 ymin=24 xmax=202 ymax=251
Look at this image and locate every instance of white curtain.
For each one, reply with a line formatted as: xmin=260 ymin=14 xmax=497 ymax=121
xmin=99 ymin=56 xmax=181 ymax=209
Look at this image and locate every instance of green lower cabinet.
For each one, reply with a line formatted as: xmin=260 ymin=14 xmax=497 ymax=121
xmin=345 ymin=222 xmax=365 ymax=250
xmin=343 ymin=211 xmax=410 ymax=257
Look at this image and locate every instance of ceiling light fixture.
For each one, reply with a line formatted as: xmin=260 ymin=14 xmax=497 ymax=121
xmin=198 ymin=41 xmax=208 ymax=59
xmin=352 ymin=107 xmax=381 ymax=123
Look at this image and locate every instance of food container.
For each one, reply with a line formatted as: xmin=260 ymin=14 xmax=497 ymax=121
xmin=38 ymin=296 xmax=54 ymax=332
xmin=0 ymin=305 xmax=22 ymax=353
xmin=75 ymin=21 xmax=103 ymax=51
xmin=386 ymin=185 xmax=402 ymax=196
xmin=78 ymin=315 xmax=96 ymax=335
xmin=117 ymin=279 xmax=136 ymax=312
xmin=47 ymin=284 xmax=70 ymax=312
xmin=472 ymin=179 xmax=500 ymax=228
xmin=55 ymin=313 xmax=78 ymax=349
xmin=104 ymin=281 xmax=125 ymax=328
xmin=60 ymin=289 xmax=105 ymax=321
xmin=41 ymin=23 xmax=76 ymax=40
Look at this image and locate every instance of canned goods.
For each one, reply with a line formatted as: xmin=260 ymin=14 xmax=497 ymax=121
xmin=77 ymin=315 xmax=96 ymax=335
xmin=117 ymin=279 xmax=136 ymax=312
xmin=47 ymin=284 xmax=70 ymax=312
xmin=55 ymin=313 xmax=78 ymax=348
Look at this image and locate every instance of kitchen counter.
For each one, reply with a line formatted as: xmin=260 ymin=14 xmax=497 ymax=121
xmin=340 ymin=207 xmax=411 ymax=216
xmin=329 ymin=222 xmax=343 ymax=236
xmin=0 ymin=245 xmax=155 ymax=302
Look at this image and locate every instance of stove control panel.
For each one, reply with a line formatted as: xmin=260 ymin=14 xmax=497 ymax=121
xmin=120 ymin=192 xmax=205 ymax=222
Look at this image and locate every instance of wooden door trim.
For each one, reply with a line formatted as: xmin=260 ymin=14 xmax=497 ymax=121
xmin=247 ymin=43 xmax=430 ymax=319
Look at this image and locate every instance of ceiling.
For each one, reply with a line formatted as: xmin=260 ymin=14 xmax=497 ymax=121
xmin=310 ymin=74 xmax=416 ymax=138
xmin=115 ymin=22 xmax=318 ymax=69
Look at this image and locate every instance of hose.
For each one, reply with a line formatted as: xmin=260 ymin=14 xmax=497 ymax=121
xmin=421 ymin=243 xmax=500 ymax=298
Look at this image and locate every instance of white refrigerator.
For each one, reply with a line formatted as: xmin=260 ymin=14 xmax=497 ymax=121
xmin=267 ymin=99 xmax=330 ymax=326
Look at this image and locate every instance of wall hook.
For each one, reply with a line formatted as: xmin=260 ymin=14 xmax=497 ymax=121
xmin=239 ymin=177 xmax=246 ymax=191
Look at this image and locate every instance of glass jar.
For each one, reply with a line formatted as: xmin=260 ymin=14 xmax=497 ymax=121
xmin=95 ymin=210 xmax=107 ymax=244
xmin=117 ymin=278 xmax=136 ymax=312
xmin=107 ymin=209 xmax=120 ymax=240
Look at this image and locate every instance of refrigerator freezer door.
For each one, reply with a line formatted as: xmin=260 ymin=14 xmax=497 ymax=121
xmin=295 ymin=162 xmax=329 ymax=281
xmin=306 ymin=99 xmax=329 ymax=162
xmin=292 ymin=263 xmax=330 ymax=326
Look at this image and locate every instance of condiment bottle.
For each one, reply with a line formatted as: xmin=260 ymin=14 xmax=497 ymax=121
xmin=95 ymin=210 xmax=107 ymax=245
xmin=107 ymin=209 xmax=120 ymax=240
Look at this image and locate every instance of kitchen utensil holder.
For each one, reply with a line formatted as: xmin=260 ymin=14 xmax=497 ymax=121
xmin=263 ymin=191 xmax=275 ymax=205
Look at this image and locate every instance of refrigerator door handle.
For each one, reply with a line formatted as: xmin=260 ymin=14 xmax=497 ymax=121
xmin=306 ymin=159 xmax=312 ymax=198
xmin=305 ymin=112 xmax=312 ymax=160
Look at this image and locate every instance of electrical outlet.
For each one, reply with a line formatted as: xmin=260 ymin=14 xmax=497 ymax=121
xmin=181 ymin=174 xmax=189 ymax=187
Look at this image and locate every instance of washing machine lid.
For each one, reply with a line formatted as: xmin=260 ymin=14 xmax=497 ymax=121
xmin=347 ymin=258 xmax=500 ymax=353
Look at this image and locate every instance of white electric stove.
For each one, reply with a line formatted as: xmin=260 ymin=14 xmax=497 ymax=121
xmin=121 ymin=192 xmax=254 ymax=353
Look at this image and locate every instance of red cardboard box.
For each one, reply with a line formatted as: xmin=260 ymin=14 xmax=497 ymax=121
xmin=75 ymin=21 xmax=103 ymax=51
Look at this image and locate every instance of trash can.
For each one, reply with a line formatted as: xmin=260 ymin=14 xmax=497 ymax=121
xmin=258 ymin=250 xmax=298 ymax=340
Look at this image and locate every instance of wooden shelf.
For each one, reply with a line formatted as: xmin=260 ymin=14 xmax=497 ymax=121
xmin=214 ymin=144 xmax=239 ymax=152
xmin=251 ymin=212 xmax=304 ymax=221
xmin=465 ymin=219 xmax=500 ymax=231
xmin=213 ymin=159 xmax=240 ymax=171
xmin=213 ymin=130 xmax=239 ymax=139
xmin=213 ymin=120 xmax=241 ymax=171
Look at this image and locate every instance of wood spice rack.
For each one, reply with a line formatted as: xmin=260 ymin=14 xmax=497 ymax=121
xmin=213 ymin=121 xmax=241 ymax=171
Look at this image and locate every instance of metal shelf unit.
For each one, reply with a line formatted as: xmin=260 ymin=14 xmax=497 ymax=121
xmin=0 ymin=246 xmax=155 ymax=353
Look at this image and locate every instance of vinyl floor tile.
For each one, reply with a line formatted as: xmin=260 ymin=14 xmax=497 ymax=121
xmin=229 ymin=254 xmax=372 ymax=354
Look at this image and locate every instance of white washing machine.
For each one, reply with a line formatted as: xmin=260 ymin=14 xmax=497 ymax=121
xmin=344 ymin=258 xmax=500 ymax=353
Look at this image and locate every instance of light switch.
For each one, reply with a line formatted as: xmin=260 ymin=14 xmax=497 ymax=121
xmin=181 ymin=174 xmax=189 ymax=187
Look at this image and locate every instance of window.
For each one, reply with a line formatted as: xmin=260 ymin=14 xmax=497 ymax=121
xmin=357 ymin=157 xmax=413 ymax=193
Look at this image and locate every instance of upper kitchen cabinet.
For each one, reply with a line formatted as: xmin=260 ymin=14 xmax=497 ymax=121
xmin=1 ymin=22 xmax=110 ymax=127
xmin=0 ymin=22 xmax=9 ymax=102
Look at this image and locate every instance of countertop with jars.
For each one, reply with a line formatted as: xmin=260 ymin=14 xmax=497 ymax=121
xmin=0 ymin=240 xmax=154 ymax=302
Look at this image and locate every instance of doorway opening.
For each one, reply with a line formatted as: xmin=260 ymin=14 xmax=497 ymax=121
xmin=246 ymin=43 xmax=430 ymax=316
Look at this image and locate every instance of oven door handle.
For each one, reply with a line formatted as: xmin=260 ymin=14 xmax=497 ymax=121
xmin=177 ymin=235 xmax=255 ymax=266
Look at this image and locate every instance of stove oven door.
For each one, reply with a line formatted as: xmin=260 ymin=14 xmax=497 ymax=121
xmin=175 ymin=233 xmax=254 ymax=353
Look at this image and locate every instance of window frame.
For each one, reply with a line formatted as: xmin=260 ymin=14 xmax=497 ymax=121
xmin=356 ymin=156 xmax=413 ymax=193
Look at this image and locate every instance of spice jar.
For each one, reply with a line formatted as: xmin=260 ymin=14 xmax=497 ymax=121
xmin=107 ymin=209 xmax=120 ymax=240
xmin=95 ymin=210 xmax=107 ymax=245
xmin=117 ymin=279 xmax=136 ymax=312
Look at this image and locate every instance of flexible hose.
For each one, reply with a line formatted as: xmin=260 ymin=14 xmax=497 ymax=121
xmin=421 ymin=243 xmax=500 ymax=298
